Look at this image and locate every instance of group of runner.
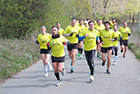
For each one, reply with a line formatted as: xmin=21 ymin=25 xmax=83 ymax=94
xmin=36 ymin=18 xmax=131 ymax=86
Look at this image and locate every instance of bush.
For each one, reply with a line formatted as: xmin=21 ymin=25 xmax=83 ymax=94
xmin=0 ymin=0 xmax=49 ymax=39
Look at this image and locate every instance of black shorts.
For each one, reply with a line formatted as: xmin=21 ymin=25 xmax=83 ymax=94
xmin=40 ymin=49 xmax=50 ymax=54
xmin=51 ymin=56 xmax=65 ymax=63
xmin=120 ymin=40 xmax=128 ymax=46
xmin=67 ymin=43 xmax=78 ymax=51
xmin=101 ymin=47 xmax=112 ymax=53
xmin=78 ymin=40 xmax=83 ymax=43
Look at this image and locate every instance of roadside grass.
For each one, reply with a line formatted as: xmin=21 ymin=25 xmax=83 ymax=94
xmin=127 ymin=24 xmax=140 ymax=59
xmin=0 ymin=30 xmax=40 ymax=83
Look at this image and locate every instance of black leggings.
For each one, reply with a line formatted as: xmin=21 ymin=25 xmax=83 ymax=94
xmin=112 ymin=47 xmax=118 ymax=56
xmin=84 ymin=50 xmax=96 ymax=75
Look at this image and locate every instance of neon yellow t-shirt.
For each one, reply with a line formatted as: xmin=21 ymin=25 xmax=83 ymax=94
xmin=84 ymin=26 xmax=89 ymax=30
xmin=65 ymin=25 xmax=82 ymax=44
xmin=94 ymin=24 xmax=105 ymax=31
xmin=49 ymin=36 xmax=68 ymax=57
xmin=99 ymin=29 xmax=116 ymax=47
xmin=76 ymin=21 xmax=79 ymax=26
xmin=118 ymin=27 xmax=131 ymax=40
xmin=78 ymin=25 xmax=85 ymax=31
xmin=94 ymin=21 xmax=98 ymax=26
xmin=37 ymin=33 xmax=51 ymax=49
xmin=113 ymin=31 xmax=121 ymax=47
xmin=111 ymin=22 xmax=117 ymax=29
xmin=80 ymin=29 xmax=99 ymax=51
xmin=58 ymin=28 xmax=65 ymax=36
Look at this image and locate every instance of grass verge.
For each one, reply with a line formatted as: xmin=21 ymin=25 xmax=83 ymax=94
xmin=0 ymin=30 xmax=40 ymax=84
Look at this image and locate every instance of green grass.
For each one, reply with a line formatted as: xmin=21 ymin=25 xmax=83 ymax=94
xmin=0 ymin=31 xmax=40 ymax=83
xmin=127 ymin=24 xmax=140 ymax=59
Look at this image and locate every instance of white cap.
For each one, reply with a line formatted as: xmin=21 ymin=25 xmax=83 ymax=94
xmin=84 ymin=21 xmax=88 ymax=24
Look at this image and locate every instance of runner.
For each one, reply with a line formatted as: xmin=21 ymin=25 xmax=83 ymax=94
xmin=111 ymin=19 xmax=117 ymax=29
xmin=36 ymin=26 xmax=52 ymax=77
xmin=56 ymin=22 xmax=65 ymax=36
xmin=47 ymin=26 xmax=70 ymax=86
xmin=94 ymin=20 xmax=105 ymax=59
xmin=99 ymin=21 xmax=117 ymax=74
xmin=78 ymin=19 xmax=85 ymax=58
xmin=112 ymin=25 xmax=122 ymax=66
xmin=65 ymin=18 xmax=82 ymax=73
xmin=84 ymin=21 xmax=89 ymax=30
xmin=79 ymin=21 xmax=99 ymax=82
xmin=118 ymin=22 xmax=131 ymax=57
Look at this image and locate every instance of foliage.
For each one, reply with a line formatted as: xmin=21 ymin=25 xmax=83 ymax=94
xmin=0 ymin=0 xmax=49 ymax=39
xmin=0 ymin=31 xmax=40 ymax=83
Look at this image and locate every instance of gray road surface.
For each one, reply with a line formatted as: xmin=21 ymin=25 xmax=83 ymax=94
xmin=0 ymin=47 xmax=140 ymax=94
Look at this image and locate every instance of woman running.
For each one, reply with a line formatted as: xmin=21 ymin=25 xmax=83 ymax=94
xmin=36 ymin=26 xmax=52 ymax=77
xmin=47 ymin=26 xmax=70 ymax=86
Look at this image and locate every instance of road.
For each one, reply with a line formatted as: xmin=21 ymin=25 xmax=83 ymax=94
xmin=0 ymin=47 xmax=140 ymax=94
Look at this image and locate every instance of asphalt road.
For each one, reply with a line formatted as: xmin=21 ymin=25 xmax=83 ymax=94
xmin=0 ymin=46 xmax=140 ymax=94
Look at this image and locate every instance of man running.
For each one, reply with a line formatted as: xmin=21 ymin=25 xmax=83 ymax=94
xmin=84 ymin=21 xmax=89 ymax=30
xmin=112 ymin=25 xmax=122 ymax=66
xmin=94 ymin=19 xmax=105 ymax=59
xmin=36 ymin=26 xmax=52 ymax=77
xmin=47 ymin=26 xmax=70 ymax=86
xmin=65 ymin=18 xmax=82 ymax=73
xmin=79 ymin=21 xmax=99 ymax=82
xmin=99 ymin=21 xmax=117 ymax=74
xmin=56 ymin=22 xmax=65 ymax=36
xmin=78 ymin=19 xmax=85 ymax=58
xmin=118 ymin=22 xmax=131 ymax=57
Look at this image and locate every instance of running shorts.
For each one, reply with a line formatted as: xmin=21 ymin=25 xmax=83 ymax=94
xmin=67 ymin=43 xmax=78 ymax=51
xmin=40 ymin=49 xmax=50 ymax=54
xmin=51 ymin=56 xmax=65 ymax=63
xmin=101 ymin=47 xmax=112 ymax=53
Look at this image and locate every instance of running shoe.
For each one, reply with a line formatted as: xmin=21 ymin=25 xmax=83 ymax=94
xmin=121 ymin=49 xmax=123 ymax=53
xmin=123 ymin=54 xmax=125 ymax=58
xmin=102 ymin=61 xmax=106 ymax=66
xmin=106 ymin=69 xmax=111 ymax=74
xmin=70 ymin=67 xmax=74 ymax=73
xmin=113 ymin=61 xmax=117 ymax=66
xmin=44 ymin=72 xmax=48 ymax=77
xmin=78 ymin=53 xmax=81 ymax=57
xmin=80 ymin=54 xmax=82 ymax=58
xmin=61 ymin=68 xmax=66 ymax=76
xmin=99 ymin=54 xmax=101 ymax=59
xmin=97 ymin=53 xmax=99 ymax=58
xmin=88 ymin=69 xmax=91 ymax=75
xmin=56 ymin=80 xmax=62 ymax=86
xmin=90 ymin=75 xmax=94 ymax=82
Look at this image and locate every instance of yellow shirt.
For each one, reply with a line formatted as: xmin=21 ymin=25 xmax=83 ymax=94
xmin=80 ymin=29 xmax=99 ymax=51
xmin=94 ymin=24 xmax=105 ymax=31
xmin=111 ymin=22 xmax=117 ymax=29
xmin=58 ymin=28 xmax=65 ymax=36
xmin=37 ymin=33 xmax=51 ymax=49
xmin=76 ymin=21 xmax=79 ymax=26
xmin=99 ymin=29 xmax=116 ymax=47
xmin=65 ymin=25 xmax=82 ymax=44
xmin=49 ymin=36 xmax=68 ymax=57
xmin=113 ymin=31 xmax=121 ymax=47
xmin=84 ymin=26 xmax=89 ymax=30
xmin=118 ymin=27 xmax=131 ymax=40
xmin=78 ymin=25 xmax=85 ymax=31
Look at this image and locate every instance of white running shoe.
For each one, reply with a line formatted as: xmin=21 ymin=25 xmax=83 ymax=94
xmin=44 ymin=72 xmax=48 ymax=77
xmin=56 ymin=80 xmax=62 ymax=86
xmin=113 ymin=61 xmax=117 ymax=66
xmin=90 ymin=76 xmax=94 ymax=82
xmin=61 ymin=68 xmax=66 ymax=76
